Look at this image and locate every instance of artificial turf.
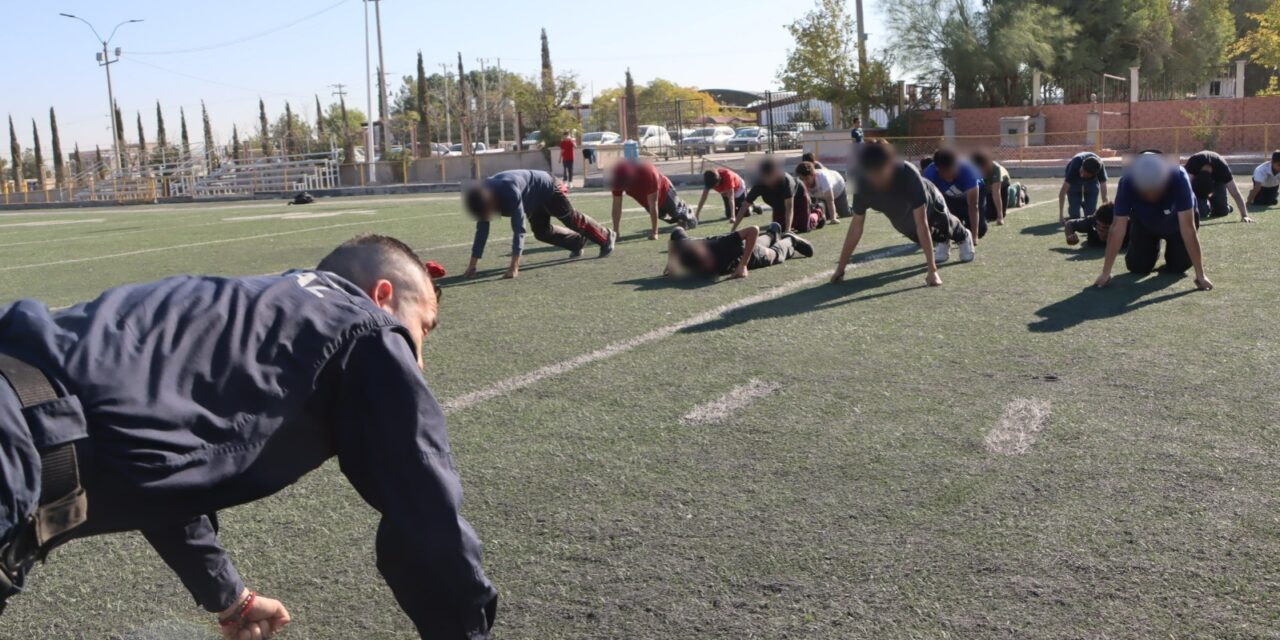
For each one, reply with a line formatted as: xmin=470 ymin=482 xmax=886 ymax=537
xmin=0 ymin=179 xmax=1278 ymax=638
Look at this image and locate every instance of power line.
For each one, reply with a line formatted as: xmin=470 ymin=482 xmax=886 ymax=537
xmin=121 ymin=57 xmax=310 ymax=101
xmin=128 ymin=0 xmax=349 ymax=56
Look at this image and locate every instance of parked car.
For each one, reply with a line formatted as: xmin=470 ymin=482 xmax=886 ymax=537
xmin=680 ymin=126 xmax=736 ymax=154
xmin=581 ymin=131 xmax=622 ymax=147
xmin=636 ymin=125 xmax=674 ymax=152
xmin=520 ymin=131 xmax=543 ymax=150
xmin=429 ymin=142 xmax=452 ymax=156
xmin=670 ymin=128 xmax=694 ymax=143
xmin=772 ymin=122 xmax=815 ymax=150
xmin=447 ymin=142 xmax=489 ymax=156
xmin=725 ymin=127 xmax=771 ymax=152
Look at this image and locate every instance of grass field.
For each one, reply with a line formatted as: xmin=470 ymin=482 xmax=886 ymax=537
xmin=2 ymin=178 xmax=1279 ymax=639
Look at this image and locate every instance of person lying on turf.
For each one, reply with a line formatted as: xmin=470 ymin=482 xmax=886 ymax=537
xmin=1058 ymin=151 xmax=1109 ymax=223
xmin=1185 ymin=150 xmax=1253 ymax=223
xmin=610 ymin=159 xmax=697 ymax=240
xmin=1094 ymin=153 xmax=1213 ymax=290
xmin=1248 ymin=150 xmax=1280 ymax=207
xmin=924 ymin=148 xmax=986 ymax=243
xmin=795 ymin=160 xmax=849 ymax=225
xmin=464 ymin=169 xmax=615 ymax=279
xmin=1064 ymin=203 xmax=1126 ymax=249
xmin=664 ymin=221 xmax=813 ymax=280
xmin=732 ymin=158 xmax=821 ymax=233
xmin=695 ymin=167 xmax=758 ymax=221
xmin=832 ymin=141 xmax=975 ymax=288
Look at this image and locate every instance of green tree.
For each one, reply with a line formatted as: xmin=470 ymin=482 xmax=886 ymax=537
xmin=540 ymin=28 xmax=555 ymax=97
xmin=94 ymin=145 xmax=107 ymax=178
xmin=179 ymin=108 xmax=191 ymax=158
xmin=201 ymin=101 xmax=217 ymax=168
xmin=114 ymin=102 xmax=126 ymax=161
xmin=416 ymin=52 xmax=431 ymax=156
xmin=8 ymin=116 xmax=21 ymax=186
xmin=272 ymin=104 xmax=312 ymax=155
xmin=50 ymin=107 xmax=65 ymax=188
xmin=780 ymin=0 xmax=860 ymax=122
xmin=258 ymin=98 xmax=272 ymax=156
xmin=325 ymin=101 xmax=363 ymax=163
xmin=1165 ymin=0 xmax=1236 ymax=85
xmin=156 ymin=102 xmax=168 ymax=150
xmin=315 ymin=95 xmax=326 ymax=143
xmin=30 ymin=119 xmax=44 ymax=188
xmin=624 ymin=69 xmax=639 ymax=139
xmin=135 ymin=112 xmax=147 ymax=166
xmin=231 ymin=125 xmax=242 ymax=162
xmin=72 ymin=143 xmax=82 ymax=177
xmin=1231 ymin=0 xmax=1280 ymax=94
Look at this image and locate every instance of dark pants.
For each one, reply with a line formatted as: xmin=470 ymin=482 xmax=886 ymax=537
xmin=829 ymin=191 xmax=851 ymax=220
xmin=1067 ymin=215 xmax=1128 ymax=249
xmin=657 ymin=186 xmax=698 ymax=229
xmin=1067 ymin=180 xmax=1099 ymax=219
xmin=533 ymin=190 xmax=610 ymax=252
xmin=1197 ymin=182 xmax=1232 ymax=219
xmin=721 ymin=192 xmax=745 ymax=219
xmin=1256 ymin=185 xmax=1279 ymax=206
xmin=944 ymin=194 xmax=988 ymax=239
xmin=746 ymin=229 xmax=798 ymax=269
xmin=562 ymin=160 xmax=574 ymax=183
xmin=1125 ymin=219 xmax=1192 ymax=274
xmin=903 ymin=206 xmax=969 ymax=247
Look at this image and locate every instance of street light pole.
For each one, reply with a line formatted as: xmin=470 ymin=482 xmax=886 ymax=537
xmin=362 ymin=0 xmax=377 ymax=183
xmin=369 ymin=0 xmax=391 ymax=161
xmin=60 ymin=13 xmax=142 ymax=173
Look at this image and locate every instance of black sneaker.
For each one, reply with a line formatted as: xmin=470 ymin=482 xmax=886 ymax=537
xmin=752 ymin=205 xmax=764 ymax=215
xmin=599 ymin=229 xmax=616 ymax=258
xmin=570 ymin=244 xmax=584 ymax=258
xmin=786 ymin=232 xmax=814 ymax=258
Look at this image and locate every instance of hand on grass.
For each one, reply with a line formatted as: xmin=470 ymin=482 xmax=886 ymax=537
xmin=1195 ymin=275 xmax=1214 ymax=291
xmin=925 ymin=271 xmax=942 ymax=287
xmin=830 ymin=267 xmax=846 ymax=284
xmin=220 ymin=591 xmax=290 ymax=640
xmin=648 ymin=231 xmax=659 ymax=241
xmin=1241 ymin=214 xmax=1256 ymax=224
xmin=1094 ymin=273 xmax=1112 ymax=288
xmin=731 ymin=265 xmax=748 ymax=280
xmin=463 ymin=266 xmax=477 ymax=279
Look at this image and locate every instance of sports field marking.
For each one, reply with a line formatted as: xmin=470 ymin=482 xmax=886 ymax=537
xmin=984 ymin=398 xmax=1051 ymax=455
xmin=224 ymin=209 xmax=377 ymax=222
xmin=442 ymin=243 xmax=917 ymax=414
xmin=0 ymin=214 xmax=418 ymax=273
xmin=680 ymin=379 xmax=781 ymax=426
xmin=0 ymin=218 xmax=105 ymax=229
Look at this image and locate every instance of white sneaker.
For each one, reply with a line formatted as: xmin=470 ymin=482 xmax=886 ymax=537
xmin=934 ymin=240 xmax=951 ymax=263
xmin=958 ymin=228 xmax=976 ymax=262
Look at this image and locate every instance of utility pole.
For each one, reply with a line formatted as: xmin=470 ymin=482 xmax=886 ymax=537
xmin=497 ymin=58 xmax=506 ymax=144
xmin=371 ymin=0 xmax=391 ymax=157
xmin=477 ymin=58 xmax=489 ymax=147
xmin=331 ymin=83 xmax=350 ymax=154
xmin=439 ymin=63 xmax=453 ymax=145
xmin=362 ymin=0 xmax=377 ymax=183
xmin=854 ymin=0 xmax=870 ymax=124
xmin=61 ymin=14 xmax=143 ymax=172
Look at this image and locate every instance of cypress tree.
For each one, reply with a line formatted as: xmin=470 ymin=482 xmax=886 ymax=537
xmin=201 ymin=101 xmax=215 ymax=168
xmin=155 ymin=102 xmax=168 ymax=150
xmin=135 ymin=112 xmax=147 ymax=164
xmin=94 ymin=144 xmax=106 ymax=178
xmin=540 ymin=28 xmax=555 ymax=97
xmin=315 ymin=94 xmax=325 ymax=142
xmin=624 ymin=69 xmax=639 ymax=140
xmin=416 ymin=51 xmax=430 ymax=156
xmin=179 ymin=108 xmax=190 ymax=158
xmin=231 ymin=125 xmax=242 ymax=162
xmin=31 ymin=119 xmax=44 ymax=188
xmin=8 ymin=116 xmax=21 ymax=186
xmin=259 ymin=99 xmax=271 ymax=156
xmin=50 ymin=107 xmax=65 ymax=188
xmin=72 ymin=143 xmax=82 ymax=175
xmin=284 ymin=102 xmax=295 ymax=155
xmin=113 ymin=102 xmax=126 ymax=164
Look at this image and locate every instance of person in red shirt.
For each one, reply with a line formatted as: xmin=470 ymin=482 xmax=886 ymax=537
xmin=559 ymin=133 xmax=577 ymax=183
xmin=610 ymin=160 xmax=697 ymax=240
xmin=694 ymin=167 xmax=760 ymax=222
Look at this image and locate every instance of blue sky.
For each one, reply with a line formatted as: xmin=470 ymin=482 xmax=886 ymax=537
xmin=3 ymin=0 xmax=887 ymax=151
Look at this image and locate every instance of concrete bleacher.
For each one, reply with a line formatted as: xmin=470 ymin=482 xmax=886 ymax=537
xmin=182 ymin=152 xmax=339 ymax=198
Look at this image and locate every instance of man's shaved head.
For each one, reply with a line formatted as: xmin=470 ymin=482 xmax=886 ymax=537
xmin=318 ymin=234 xmax=431 ymax=301
xmin=318 ymin=234 xmax=439 ymax=367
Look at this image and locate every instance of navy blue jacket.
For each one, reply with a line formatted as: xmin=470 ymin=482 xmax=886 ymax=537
xmin=0 ymin=272 xmax=497 ymax=638
xmin=471 ymin=169 xmax=561 ymax=259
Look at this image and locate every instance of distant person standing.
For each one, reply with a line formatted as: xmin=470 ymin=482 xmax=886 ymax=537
xmin=1058 ymin=151 xmax=1109 ymax=223
xmin=850 ymin=117 xmax=864 ymax=144
xmin=559 ymin=133 xmax=577 ymax=183
xmin=1248 ymin=150 xmax=1280 ymax=206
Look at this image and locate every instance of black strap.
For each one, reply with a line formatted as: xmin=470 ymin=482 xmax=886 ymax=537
xmin=0 ymin=354 xmax=58 ymax=409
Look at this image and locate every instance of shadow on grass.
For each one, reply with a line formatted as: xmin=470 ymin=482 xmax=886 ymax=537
xmin=615 ymin=275 xmax=712 ymax=291
xmin=1049 ymin=246 xmax=1104 ymax=261
xmin=1028 ymin=272 xmax=1196 ymax=332
xmin=1022 ymin=221 xmax=1064 ymax=237
xmin=436 ymin=257 xmax=582 ymax=288
xmin=680 ymin=263 xmax=929 ymax=335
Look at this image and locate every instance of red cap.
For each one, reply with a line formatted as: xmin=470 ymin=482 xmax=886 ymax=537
xmin=424 ymin=261 xmax=447 ymax=279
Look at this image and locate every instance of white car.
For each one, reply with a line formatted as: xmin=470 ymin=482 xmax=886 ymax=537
xmin=447 ymin=142 xmax=489 ymax=156
xmin=680 ymin=126 xmax=736 ymax=154
xmin=520 ymin=131 xmax=543 ymax=150
xmin=636 ymin=125 xmax=673 ymax=152
xmin=581 ymin=131 xmax=621 ymax=147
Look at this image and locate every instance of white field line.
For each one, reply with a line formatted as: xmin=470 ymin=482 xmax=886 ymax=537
xmin=0 ymin=214 xmax=419 ymax=273
xmin=984 ymin=398 xmax=1051 ymax=455
xmin=0 ymin=218 xmax=104 ymax=229
xmin=224 ymin=209 xmax=376 ymax=222
xmin=680 ymin=379 xmax=781 ymax=426
xmin=441 ymin=243 xmax=917 ymax=413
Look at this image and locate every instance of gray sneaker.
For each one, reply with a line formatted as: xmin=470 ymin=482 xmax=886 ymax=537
xmin=599 ymin=229 xmax=616 ymax=258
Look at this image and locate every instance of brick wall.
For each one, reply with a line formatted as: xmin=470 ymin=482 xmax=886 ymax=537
xmin=910 ymin=96 xmax=1280 ymax=154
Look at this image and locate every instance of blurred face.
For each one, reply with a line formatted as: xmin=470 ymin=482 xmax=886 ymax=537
xmin=801 ymin=173 xmax=817 ymax=190
xmin=370 ymin=273 xmax=439 ymax=369
xmin=938 ymin=164 xmax=957 ymax=182
xmin=1271 ymin=161 xmax=1280 ymax=174
xmin=1138 ymin=185 xmax=1167 ymax=204
xmin=763 ymin=168 xmax=781 ymax=186
xmin=867 ymin=162 xmax=895 ymax=190
xmin=1080 ymin=169 xmax=1096 ymax=180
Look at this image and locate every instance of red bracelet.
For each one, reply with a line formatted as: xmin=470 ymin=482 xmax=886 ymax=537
xmin=218 ymin=591 xmax=257 ymax=629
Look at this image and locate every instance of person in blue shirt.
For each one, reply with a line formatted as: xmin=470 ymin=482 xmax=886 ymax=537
xmin=463 ymin=169 xmax=615 ymax=279
xmin=0 ymin=235 xmax=498 ymax=638
xmin=850 ymin=117 xmax=864 ymax=144
xmin=1094 ymin=153 xmax=1213 ymax=290
xmin=923 ymin=148 xmax=986 ymax=242
xmin=1058 ymin=152 xmax=1110 ymax=223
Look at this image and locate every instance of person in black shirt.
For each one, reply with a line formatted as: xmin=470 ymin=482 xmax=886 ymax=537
xmin=665 ymin=222 xmax=813 ymax=280
xmin=733 ymin=159 xmax=821 ymax=233
xmin=1184 ymin=150 xmax=1254 ymax=222
xmin=1064 ymin=203 xmax=1126 ymax=249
